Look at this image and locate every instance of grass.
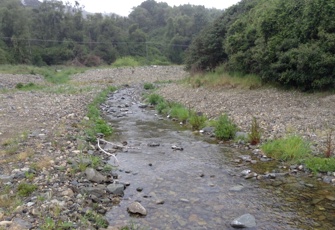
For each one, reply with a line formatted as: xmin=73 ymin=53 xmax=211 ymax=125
xmin=147 ymin=94 xmax=164 ymax=105
xmin=83 ymin=86 xmax=117 ymax=142
xmin=186 ymin=66 xmax=263 ymax=90
xmin=189 ymin=112 xmax=207 ymax=130
xmin=261 ymin=135 xmax=311 ymax=162
xmin=0 ymin=65 xmax=87 ymax=84
xmin=17 ymin=183 xmax=38 ymax=197
xmin=112 ymin=57 xmax=140 ymax=67
xmin=214 ymin=114 xmax=238 ymax=141
xmin=170 ymin=104 xmax=189 ymax=122
xmin=143 ymin=82 xmax=155 ymax=90
xmin=305 ymin=157 xmax=335 ymax=173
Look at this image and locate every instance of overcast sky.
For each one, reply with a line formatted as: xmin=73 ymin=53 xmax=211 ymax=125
xmin=64 ymin=0 xmax=241 ymax=16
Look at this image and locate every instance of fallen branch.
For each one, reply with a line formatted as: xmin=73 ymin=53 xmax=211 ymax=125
xmin=97 ymin=138 xmax=119 ymax=167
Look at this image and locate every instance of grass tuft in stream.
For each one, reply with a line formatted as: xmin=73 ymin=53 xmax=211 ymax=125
xmin=261 ymin=135 xmax=311 ymax=162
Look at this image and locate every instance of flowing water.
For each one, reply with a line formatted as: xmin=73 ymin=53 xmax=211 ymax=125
xmin=105 ymin=86 xmax=335 ymax=230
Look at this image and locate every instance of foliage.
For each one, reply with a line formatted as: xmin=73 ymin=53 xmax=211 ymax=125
xmin=84 ymin=86 xmax=116 ymax=141
xmin=305 ymin=157 xmax=335 ymax=174
xmin=147 ymin=93 xmax=164 ymax=105
xmin=143 ymin=82 xmax=155 ymax=90
xmin=112 ymin=57 xmax=140 ymax=67
xmin=0 ymin=0 xmax=222 ymax=66
xmin=170 ymin=104 xmax=189 ymax=122
xmin=185 ymin=0 xmax=335 ymax=91
xmin=189 ymin=112 xmax=207 ymax=130
xmin=214 ymin=114 xmax=237 ymax=140
xmin=17 ymin=183 xmax=37 ymax=197
xmin=261 ymin=135 xmax=311 ymax=162
xmin=248 ymin=117 xmax=261 ymax=145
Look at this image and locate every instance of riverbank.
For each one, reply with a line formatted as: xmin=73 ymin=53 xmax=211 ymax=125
xmin=0 ymin=65 xmax=334 ymax=229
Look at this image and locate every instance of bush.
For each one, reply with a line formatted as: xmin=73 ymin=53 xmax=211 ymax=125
xmin=214 ymin=114 xmax=237 ymax=140
xmin=261 ymin=135 xmax=311 ymax=162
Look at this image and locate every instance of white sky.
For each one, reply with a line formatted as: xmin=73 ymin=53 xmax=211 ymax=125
xmin=64 ymin=0 xmax=241 ymax=16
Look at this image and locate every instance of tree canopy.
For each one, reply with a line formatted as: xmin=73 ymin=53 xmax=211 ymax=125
xmin=0 ymin=0 xmax=222 ymax=66
xmin=185 ymin=0 xmax=335 ymax=90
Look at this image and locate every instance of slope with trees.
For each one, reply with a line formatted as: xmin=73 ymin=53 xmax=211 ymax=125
xmin=0 ymin=0 xmax=222 ymax=66
xmin=185 ymin=0 xmax=335 ymax=90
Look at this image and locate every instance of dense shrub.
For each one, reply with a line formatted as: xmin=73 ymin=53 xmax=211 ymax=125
xmin=185 ymin=0 xmax=335 ymax=91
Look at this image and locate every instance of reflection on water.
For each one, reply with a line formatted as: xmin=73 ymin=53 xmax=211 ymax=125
xmin=105 ymin=87 xmax=335 ymax=230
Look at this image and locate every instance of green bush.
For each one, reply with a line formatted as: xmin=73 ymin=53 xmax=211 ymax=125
xmin=248 ymin=117 xmax=261 ymax=145
xmin=261 ymin=135 xmax=311 ymax=162
xmin=214 ymin=114 xmax=237 ymax=140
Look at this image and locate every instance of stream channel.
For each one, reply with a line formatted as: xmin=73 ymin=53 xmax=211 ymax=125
xmin=103 ymin=85 xmax=335 ymax=230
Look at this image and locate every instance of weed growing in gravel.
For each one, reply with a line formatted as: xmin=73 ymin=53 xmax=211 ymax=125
xmin=17 ymin=183 xmax=38 ymax=197
xmin=143 ymin=82 xmax=155 ymax=90
xmin=147 ymin=94 xmax=164 ymax=105
xmin=156 ymin=100 xmax=169 ymax=114
xmin=170 ymin=104 xmax=189 ymax=122
xmin=189 ymin=112 xmax=207 ymax=130
xmin=215 ymin=114 xmax=238 ymax=141
xmin=83 ymin=210 xmax=109 ymax=228
xmin=15 ymin=82 xmax=43 ymax=91
xmin=261 ymin=135 xmax=311 ymax=162
xmin=248 ymin=117 xmax=262 ymax=145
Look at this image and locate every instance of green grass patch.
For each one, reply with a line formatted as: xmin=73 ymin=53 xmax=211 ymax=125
xmin=261 ymin=135 xmax=311 ymax=162
xmin=84 ymin=86 xmax=117 ymax=142
xmin=214 ymin=114 xmax=238 ymax=141
xmin=186 ymin=67 xmax=263 ymax=90
xmin=0 ymin=65 xmax=87 ymax=84
xmin=15 ymin=82 xmax=44 ymax=91
xmin=112 ymin=57 xmax=140 ymax=67
xmin=147 ymin=93 xmax=165 ymax=105
xmin=144 ymin=82 xmax=155 ymax=90
xmin=17 ymin=183 xmax=37 ymax=197
xmin=170 ymin=104 xmax=189 ymax=122
xmin=189 ymin=112 xmax=207 ymax=130
xmin=305 ymin=157 xmax=335 ymax=173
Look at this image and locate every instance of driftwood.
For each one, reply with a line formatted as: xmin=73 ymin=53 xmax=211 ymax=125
xmin=97 ymin=138 xmax=120 ymax=167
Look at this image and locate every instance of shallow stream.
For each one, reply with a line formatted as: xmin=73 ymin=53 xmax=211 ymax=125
xmin=105 ymin=86 xmax=335 ymax=230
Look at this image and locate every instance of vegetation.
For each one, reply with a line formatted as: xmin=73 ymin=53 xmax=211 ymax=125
xmin=305 ymin=157 xmax=335 ymax=174
xmin=261 ymin=135 xmax=311 ymax=162
xmin=0 ymin=0 xmax=222 ymax=66
xmin=143 ymin=82 xmax=155 ymax=90
xmin=214 ymin=114 xmax=238 ymax=141
xmin=83 ymin=86 xmax=117 ymax=141
xmin=17 ymin=183 xmax=38 ymax=197
xmin=248 ymin=117 xmax=261 ymax=145
xmin=186 ymin=0 xmax=335 ymax=91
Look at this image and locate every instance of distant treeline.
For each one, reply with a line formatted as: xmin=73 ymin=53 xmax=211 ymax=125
xmin=186 ymin=0 xmax=335 ymax=90
xmin=0 ymin=0 xmax=222 ymax=66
